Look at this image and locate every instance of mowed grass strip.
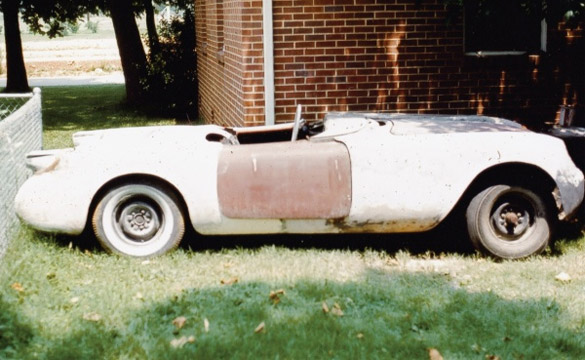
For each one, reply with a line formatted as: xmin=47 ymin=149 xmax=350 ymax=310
xmin=1 ymin=85 xmax=584 ymax=359
xmin=2 ymin=230 xmax=585 ymax=359
xmin=41 ymin=85 xmax=177 ymax=149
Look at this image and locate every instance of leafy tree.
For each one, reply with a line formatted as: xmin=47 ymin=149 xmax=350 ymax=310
xmin=1 ymin=0 xmax=91 ymax=93
xmin=1 ymin=0 xmax=29 ymax=93
xmin=86 ymin=0 xmax=194 ymax=106
xmin=105 ymin=0 xmax=148 ymax=104
xmin=141 ymin=1 xmax=194 ymax=68
xmin=6 ymin=0 xmax=196 ymax=105
xmin=4 ymin=0 xmax=147 ymax=102
xmin=102 ymin=0 xmax=196 ymax=105
xmin=141 ymin=6 xmax=198 ymax=119
xmin=144 ymin=0 xmax=160 ymax=55
xmin=21 ymin=0 xmax=92 ymax=38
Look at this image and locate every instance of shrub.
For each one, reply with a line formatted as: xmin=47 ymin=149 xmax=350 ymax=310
xmin=86 ymin=20 xmax=99 ymax=34
xmin=140 ymin=9 xmax=198 ymax=120
xmin=68 ymin=22 xmax=80 ymax=34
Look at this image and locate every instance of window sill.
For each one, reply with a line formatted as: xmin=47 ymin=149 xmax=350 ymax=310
xmin=465 ymin=51 xmax=527 ymax=58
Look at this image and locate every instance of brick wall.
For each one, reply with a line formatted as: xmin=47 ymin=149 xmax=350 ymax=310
xmin=0 ymin=89 xmax=43 ymax=257
xmin=197 ymin=0 xmax=242 ymax=127
xmin=196 ymin=0 xmax=584 ymax=127
xmin=196 ymin=0 xmax=268 ymax=127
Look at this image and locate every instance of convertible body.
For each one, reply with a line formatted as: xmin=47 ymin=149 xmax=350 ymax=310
xmin=15 ymin=111 xmax=585 ymax=258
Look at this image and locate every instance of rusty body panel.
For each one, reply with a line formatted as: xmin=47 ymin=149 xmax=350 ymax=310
xmin=217 ymin=140 xmax=351 ymax=219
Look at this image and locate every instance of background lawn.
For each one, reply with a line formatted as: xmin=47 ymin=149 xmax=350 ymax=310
xmin=41 ymin=85 xmax=177 ymax=149
xmin=1 ymin=85 xmax=585 ymax=359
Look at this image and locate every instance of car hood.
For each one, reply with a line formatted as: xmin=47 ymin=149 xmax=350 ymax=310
xmin=71 ymin=125 xmax=230 ymax=149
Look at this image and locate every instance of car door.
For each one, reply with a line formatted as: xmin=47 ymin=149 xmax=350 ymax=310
xmin=217 ymin=140 xmax=351 ymax=219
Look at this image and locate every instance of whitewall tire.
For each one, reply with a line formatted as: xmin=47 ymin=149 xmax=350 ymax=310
xmin=92 ymin=183 xmax=185 ymax=257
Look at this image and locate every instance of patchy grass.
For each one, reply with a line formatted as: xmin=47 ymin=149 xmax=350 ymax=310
xmin=1 ymin=230 xmax=585 ymax=359
xmin=1 ymin=84 xmax=585 ymax=358
xmin=41 ymin=85 xmax=177 ymax=149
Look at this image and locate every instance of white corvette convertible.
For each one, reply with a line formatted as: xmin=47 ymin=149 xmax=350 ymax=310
xmin=15 ymin=106 xmax=584 ymax=259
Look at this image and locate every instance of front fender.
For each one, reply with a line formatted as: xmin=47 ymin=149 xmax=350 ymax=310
xmin=15 ymin=169 xmax=99 ymax=234
xmin=15 ymin=139 xmax=225 ymax=235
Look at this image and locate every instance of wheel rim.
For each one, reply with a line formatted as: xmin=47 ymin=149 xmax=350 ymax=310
xmin=117 ymin=199 xmax=161 ymax=242
xmin=490 ymin=193 xmax=534 ymax=240
xmin=99 ymin=185 xmax=177 ymax=256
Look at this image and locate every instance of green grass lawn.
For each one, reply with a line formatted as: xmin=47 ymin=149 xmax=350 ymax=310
xmin=41 ymin=85 xmax=176 ymax=149
xmin=2 ymin=86 xmax=585 ymax=359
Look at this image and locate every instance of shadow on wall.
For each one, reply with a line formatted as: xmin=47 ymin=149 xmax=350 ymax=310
xmin=378 ymin=20 xmax=408 ymax=112
xmin=346 ymin=13 xmax=582 ymax=127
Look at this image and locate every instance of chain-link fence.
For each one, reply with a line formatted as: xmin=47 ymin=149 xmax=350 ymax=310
xmin=0 ymin=94 xmax=34 ymax=120
xmin=0 ymin=88 xmax=43 ymax=258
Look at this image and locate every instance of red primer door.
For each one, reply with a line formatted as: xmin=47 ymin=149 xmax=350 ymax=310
xmin=217 ymin=140 xmax=351 ymax=219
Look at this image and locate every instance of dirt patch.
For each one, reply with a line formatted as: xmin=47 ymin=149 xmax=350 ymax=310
xmin=1 ymin=35 xmax=122 ymax=78
xmin=25 ymin=59 xmax=122 ymax=77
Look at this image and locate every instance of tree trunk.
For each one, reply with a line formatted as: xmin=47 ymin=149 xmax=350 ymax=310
xmin=107 ymin=0 xmax=147 ymax=104
xmin=2 ymin=0 xmax=30 ymax=93
xmin=144 ymin=0 xmax=160 ymax=55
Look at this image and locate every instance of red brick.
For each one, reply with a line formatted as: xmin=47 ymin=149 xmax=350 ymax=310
xmin=198 ymin=0 xmax=584 ymax=126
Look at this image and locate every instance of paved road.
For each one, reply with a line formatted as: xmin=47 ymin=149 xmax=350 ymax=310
xmin=0 ymin=72 xmax=125 ymax=87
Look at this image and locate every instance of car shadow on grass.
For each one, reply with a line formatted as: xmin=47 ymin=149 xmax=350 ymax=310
xmin=0 ymin=298 xmax=35 ymax=359
xmin=40 ymin=208 xmax=584 ymax=258
xmin=42 ymin=220 xmax=585 ymax=259
xmin=184 ymin=218 xmax=585 ymax=258
xmin=183 ymin=229 xmax=473 ymax=257
xmin=46 ymin=221 xmax=475 ymax=258
xmin=5 ymin=269 xmax=585 ymax=359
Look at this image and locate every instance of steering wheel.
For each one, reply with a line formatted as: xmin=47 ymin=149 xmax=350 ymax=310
xmin=291 ymin=104 xmax=305 ymax=141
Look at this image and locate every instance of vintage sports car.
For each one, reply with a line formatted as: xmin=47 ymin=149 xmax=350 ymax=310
xmin=15 ymin=106 xmax=584 ymax=259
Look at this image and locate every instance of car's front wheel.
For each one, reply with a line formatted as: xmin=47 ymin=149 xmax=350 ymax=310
xmin=92 ymin=183 xmax=185 ymax=257
xmin=466 ymin=185 xmax=552 ymax=259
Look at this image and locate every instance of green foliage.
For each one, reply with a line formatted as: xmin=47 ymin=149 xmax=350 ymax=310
xmin=19 ymin=1 xmax=97 ymax=39
xmin=67 ymin=21 xmax=80 ymax=34
xmin=141 ymin=9 xmax=198 ymax=120
xmin=85 ymin=19 xmax=99 ymax=34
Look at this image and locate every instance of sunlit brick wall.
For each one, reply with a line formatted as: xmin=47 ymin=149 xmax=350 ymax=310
xmin=196 ymin=0 xmax=245 ymax=126
xmin=272 ymin=0 xmax=583 ymax=125
xmin=196 ymin=0 xmax=583 ymax=127
xmin=196 ymin=0 xmax=267 ymax=126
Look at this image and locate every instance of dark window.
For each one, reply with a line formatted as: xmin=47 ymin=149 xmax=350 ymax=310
xmin=465 ymin=0 xmax=544 ymax=54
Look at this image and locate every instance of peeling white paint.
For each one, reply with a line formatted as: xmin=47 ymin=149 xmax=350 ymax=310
xmin=14 ymin=114 xmax=585 ymax=238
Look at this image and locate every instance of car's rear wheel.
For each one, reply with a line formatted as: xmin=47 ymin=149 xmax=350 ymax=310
xmin=92 ymin=183 xmax=185 ymax=257
xmin=466 ymin=185 xmax=552 ymax=259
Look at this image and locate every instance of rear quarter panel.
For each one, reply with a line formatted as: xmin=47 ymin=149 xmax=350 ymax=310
xmin=338 ymin=125 xmax=583 ymax=232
